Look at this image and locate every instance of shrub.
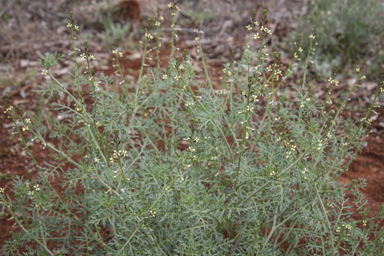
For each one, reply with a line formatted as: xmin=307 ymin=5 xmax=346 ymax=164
xmin=1 ymin=5 xmax=384 ymax=255
xmin=292 ymin=0 xmax=384 ymax=79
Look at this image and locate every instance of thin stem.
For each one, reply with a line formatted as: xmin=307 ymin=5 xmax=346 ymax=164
xmin=301 ymin=37 xmax=313 ymax=87
xmin=136 ymin=38 xmax=148 ymax=103
xmin=197 ymin=38 xmax=213 ymax=90
xmin=4 ymin=203 xmax=54 ymax=256
xmin=307 ymin=172 xmax=335 ymax=255
xmin=185 ymin=80 xmax=235 ymax=161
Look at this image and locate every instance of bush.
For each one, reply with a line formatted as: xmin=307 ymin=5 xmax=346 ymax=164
xmin=292 ymin=0 xmax=384 ymax=79
xmin=1 ymin=6 xmax=384 ymax=255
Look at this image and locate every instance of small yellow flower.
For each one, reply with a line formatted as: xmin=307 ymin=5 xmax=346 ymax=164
xmin=41 ymin=69 xmax=48 ymax=75
xmin=168 ymin=3 xmax=173 ymax=8
xmin=261 ymin=26 xmax=271 ymax=34
xmin=309 ymin=34 xmax=315 ymax=40
xmin=74 ymin=25 xmax=79 ymax=31
xmin=145 ymin=33 xmax=153 ymax=39
xmin=67 ymin=23 xmax=72 ymax=28
xmin=253 ymin=33 xmax=260 ymax=39
xmin=246 ymin=25 xmax=252 ymax=31
xmin=0 ymin=188 xmax=4 ymax=193
xmin=163 ymin=74 xmax=168 ymax=80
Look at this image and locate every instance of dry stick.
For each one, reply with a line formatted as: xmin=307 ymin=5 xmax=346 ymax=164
xmin=227 ymin=235 xmax=243 ymax=256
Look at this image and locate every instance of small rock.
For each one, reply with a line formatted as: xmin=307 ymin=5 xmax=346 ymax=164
xmin=214 ymin=44 xmax=225 ymax=55
xmin=347 ymin=78 xmax=356 ymax=88
xmin=362 ymin=82 xmax=377 ymax=90
xmin=20 ymin=59 xmax=30 ymax=68
xmin=234 ymin=51 xmax=242 ymax=60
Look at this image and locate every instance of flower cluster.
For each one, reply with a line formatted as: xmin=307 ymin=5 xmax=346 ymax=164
xmin=22 ymin=118 xmax=31 ymax=131
xmin=67 ymin=23 xmax=79 ymax=31
xmin=327 ymin=77 xmax=339 ymax=86
xmin=145 ymin=32 xmax=154 ymax=40
xmin=109 ymin=150 xmax=128 ymax=165
xmin=4 ymin=106 xmax=13 ymax=118
xmin=261 ymin=26 xmax=272 ymax=34
xmin=155 ymin=16 xmax=164 ymax=27
xmin=28 ymin=184 xmax=40 ymax=200
xmin=285 ymin=142 xmax=297 ymax=159
xmin=80 ymin=53 xmax=96 ymax=61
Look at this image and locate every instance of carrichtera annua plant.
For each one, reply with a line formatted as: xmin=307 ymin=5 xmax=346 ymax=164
xmin=1 ymin=3 xmax=384 ymax=255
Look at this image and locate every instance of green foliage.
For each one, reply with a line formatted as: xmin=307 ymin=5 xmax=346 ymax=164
xmin=293 ymin=0 xmax=384 ymax=79
xmin=1 ymin=6 xmax=384 ymax=256
xmin=104 ymin=22 xmax=133 ymax=48
xmin=96 ymin=4 xmax=135 ymax=49
xmin=180 ymin=0 xmax=216 ymax=23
